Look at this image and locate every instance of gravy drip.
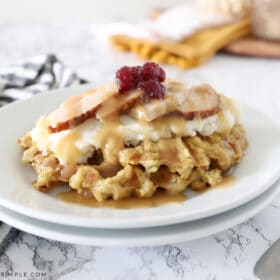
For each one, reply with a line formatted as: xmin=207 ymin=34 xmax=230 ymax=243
xmin=58 ymin=189 xmax=186 ymax=209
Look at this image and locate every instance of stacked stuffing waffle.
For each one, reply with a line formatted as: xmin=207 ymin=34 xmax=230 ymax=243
xmin=19 ymin=63 xmax=247 ymax=202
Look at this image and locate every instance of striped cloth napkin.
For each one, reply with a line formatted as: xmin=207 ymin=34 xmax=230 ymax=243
xmin=0 ymin=54 xmax=86 ymax=255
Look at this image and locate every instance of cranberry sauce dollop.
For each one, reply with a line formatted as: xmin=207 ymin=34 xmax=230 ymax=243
xmin=116 ymin=62 xmax=166 ymax=99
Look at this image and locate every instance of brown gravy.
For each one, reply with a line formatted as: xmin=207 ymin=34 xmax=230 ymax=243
xmin=214 ymin=175 xmax=236 ymax=188
xmin=58 ymin=189 xmax=186 ymax=209
xmin=199 ymin=175 xmax=236 ymax=193
xmin=56 ymin=132 xmax=81 ymax=163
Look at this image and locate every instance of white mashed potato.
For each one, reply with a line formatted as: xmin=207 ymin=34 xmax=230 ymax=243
xmin=30 ymin=106 xmax=236 ymax=165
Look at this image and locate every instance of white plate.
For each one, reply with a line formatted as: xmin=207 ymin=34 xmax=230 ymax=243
xmin=0 ymin=85 xmax=280 ymax=229
xmin=0 ymin=180 xmax=279 ymax=247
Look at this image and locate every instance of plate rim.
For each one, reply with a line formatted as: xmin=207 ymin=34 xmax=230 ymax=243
xmin=0 ymin=180 xmax=279 ymax=247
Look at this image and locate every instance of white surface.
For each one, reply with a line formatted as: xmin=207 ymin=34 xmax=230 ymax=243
xmin=151 ymin=2 xmax=235 ymax=41
xmin=1 ymin=89 xmax=280 ymax=228
xmin=0 ymin=180 xmax=279 ymax=247
xmin=0 ymin=22 xmax=280 ymax=280
xmin=0 ymin=0 xmax=187 ymax=23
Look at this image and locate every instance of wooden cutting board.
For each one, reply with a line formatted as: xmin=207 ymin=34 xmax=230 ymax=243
xmin=223 ymin=36 xmax=280 ymax=58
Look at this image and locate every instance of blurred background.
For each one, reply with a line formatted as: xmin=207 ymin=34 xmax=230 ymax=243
xmin=0 ymin=0 xmax=187 ymax=22
xmin=0 ymin=0 xmax=279 ymax=118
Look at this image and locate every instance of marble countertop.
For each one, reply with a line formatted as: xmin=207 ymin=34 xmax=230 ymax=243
xmin=0 ymin=22 xmax=280 ymax=280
